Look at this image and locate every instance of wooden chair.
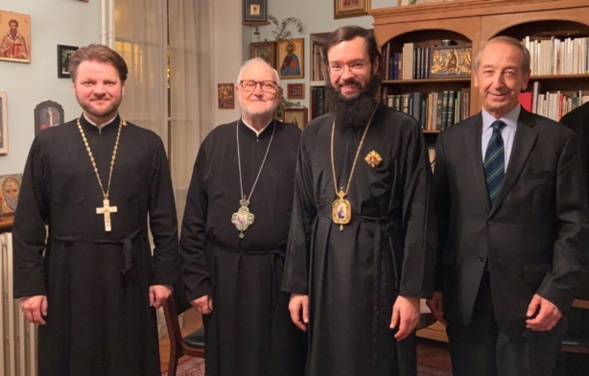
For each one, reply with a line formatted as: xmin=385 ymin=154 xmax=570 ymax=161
xmin=162 ymin=291 xmax=205 ymax=376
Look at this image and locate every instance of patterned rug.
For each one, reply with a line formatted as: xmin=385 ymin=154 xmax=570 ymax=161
xmin=163 ymin=358 xmax=452 ymax=376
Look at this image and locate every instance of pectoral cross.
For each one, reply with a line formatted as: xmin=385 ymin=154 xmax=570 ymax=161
xmin=96 ymin=199 xmax=118 ymax=232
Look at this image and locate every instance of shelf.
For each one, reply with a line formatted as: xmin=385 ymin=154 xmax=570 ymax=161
xmin=309 ymin=81 xmax=326 ymax=87
xmin=383 ymin=78 xmax=471 ymax=85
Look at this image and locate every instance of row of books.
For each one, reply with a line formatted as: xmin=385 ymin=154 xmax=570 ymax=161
xmin=311 ymin=42 xmax=328 ymax=82
xmin=519 ymin=82 xmax=589 ymax=121
xmin=384 ymin=89 xmax=471 ymax=131
xmin=310 ymin=87 xmax=329 ymax=119
xmin=522 ymin=36 xmax=589 ymax=76
xmin=381 ymin=42 xmax=472 ymax=80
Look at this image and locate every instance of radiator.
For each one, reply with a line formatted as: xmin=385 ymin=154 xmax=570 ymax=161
xmin=0 ymin=232 xmax=37 ymax=376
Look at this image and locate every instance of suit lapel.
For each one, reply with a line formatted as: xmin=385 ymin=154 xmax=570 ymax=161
xmin=463 ymin=114 xmax=489 ymax=209
xmin=489 ymin=109 xmax=538 ymax=217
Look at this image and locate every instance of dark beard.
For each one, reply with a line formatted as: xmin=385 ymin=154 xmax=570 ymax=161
xmin=326 ymin=74 xmax=382 ymax=128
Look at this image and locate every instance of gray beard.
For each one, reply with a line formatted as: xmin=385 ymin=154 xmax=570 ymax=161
xmin=4 ymin=196 xmax=18 ymax=211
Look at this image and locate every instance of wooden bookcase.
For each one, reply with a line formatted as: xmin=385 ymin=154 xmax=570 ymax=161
xmin=372 ymin=0 xmax=589 ymax=136
xmin=372 ymin=0 xmax=589 ymax=345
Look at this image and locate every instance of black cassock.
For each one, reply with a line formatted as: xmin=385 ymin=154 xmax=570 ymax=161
xmin=13 ymin=115 xmax=179 ymax=376
xmin=282 ymin=105 xmax=436 ymax=376
xmin=180 ymin=120 xmax=307 ymax=376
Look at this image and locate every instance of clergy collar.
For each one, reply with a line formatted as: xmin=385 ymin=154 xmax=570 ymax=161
xmin=83 ymin=113 xmax=119 ymax=130
xmin=241 ymin=117 xmax=273 ymax=137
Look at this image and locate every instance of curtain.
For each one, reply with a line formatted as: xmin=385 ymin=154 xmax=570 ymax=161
xmin=168 ymin=0 xmax=214 ymax=222
xmin=113 ymin=0 xmax=214 ymax=224
xmin=114 ymin=0 xmax=167 ymax=144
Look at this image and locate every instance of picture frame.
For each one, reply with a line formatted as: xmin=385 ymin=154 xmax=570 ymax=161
xmin=218 ymin=83 xmax=235 ymax=109
xmin=397 ymin=0 xmax=475 ymax=5
xmin=283 ymin=108 xmax=308 ymax=130
xmin=0 ymin=173 xmax=22 ymax=216
xmin=57 ymin=45 xmax=78 ymax=78
xmin=334 ymin=0 xmax=370 ymax=19
xmin=34 ymin=100 xmax=65 ymax=135
xmin=277 ymin=38 xmax=304 ymax=80
xmin=287 ymin=83 xmax=305 ymax=99
xmin=0 ymin=10 xmax=31 ymax=63
xmin=243 ymin=0 xmax=267 ymax=22
xmin=250 ymin=41 xmax=276 ymax=69
xmin=429 ymin=45 xmax=472 ymax=78
xmin=0 ymin=93 xmax=7 ymax=155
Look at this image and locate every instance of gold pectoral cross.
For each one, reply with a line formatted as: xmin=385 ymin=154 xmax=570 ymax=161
xmin=96 ymin=198 xmax=118 ymax=232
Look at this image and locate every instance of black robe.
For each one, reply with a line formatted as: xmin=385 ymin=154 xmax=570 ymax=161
xmin=13 ymin=115 xmax=179 ymax=376
xmin=180 ymin=120 xmax=307 ymax=376
xmin=282 ymin=105 xmax=436 ymax=376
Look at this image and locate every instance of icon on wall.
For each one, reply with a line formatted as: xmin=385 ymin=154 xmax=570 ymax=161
xmin=0 ymin=10 xmax=31 ymax=63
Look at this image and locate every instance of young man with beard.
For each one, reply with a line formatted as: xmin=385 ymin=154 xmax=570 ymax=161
xmin=180 ymin=58 xmax=306 ymax=376
xmin=283 ymin=26 xmax=436 ymax=375
xmin=13 ymin=44 xmax=179 ymax=376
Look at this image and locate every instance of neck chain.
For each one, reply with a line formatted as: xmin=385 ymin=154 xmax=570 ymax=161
xmin=231 ymin=120 xmax=276 ymax=238
xmin=330 ymin=108 xmax=376 ymax=231
xmin=77 ymin=117 xmax=125 ymax=232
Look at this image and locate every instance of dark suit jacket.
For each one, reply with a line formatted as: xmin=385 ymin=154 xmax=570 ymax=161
xmin=560 ymin=102 xmax=589 ymax=300
xmin=434 ymin=108 xmax=589 ymax=338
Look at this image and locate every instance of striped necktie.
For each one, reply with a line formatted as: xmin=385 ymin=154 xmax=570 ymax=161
xmin=484 ymin=120 xmax=506 ymax=206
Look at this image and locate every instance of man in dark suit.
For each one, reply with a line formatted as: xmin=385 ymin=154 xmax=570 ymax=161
xmin=427 ymin=36 xmax=589 ymax=376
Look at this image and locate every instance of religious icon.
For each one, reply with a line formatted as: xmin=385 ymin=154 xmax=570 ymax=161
xmin=58 ymin=44 xmax=79 ymax=78
xmin=0 ymin=173 xmax=22 ymax=215
xmin=429 ymin=45 xmax=472 ymax=78
xmin=218 ymin=83 xmax=235 ymax=109
xmin=277 ymin=38 xmax=304 ymax=80
xmin=34 ymin=100 xmax=65 ymax=135
xmin=0 ymin=10 xmax=31 ymax=63
xmin=243 ymin=0 xmax=267 ymax=22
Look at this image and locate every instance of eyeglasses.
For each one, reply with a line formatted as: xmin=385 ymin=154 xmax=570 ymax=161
xmin=239 ymin=80 xmax=278 ymax=93
xmin=329 ymin=60 xmax=369 ymax=75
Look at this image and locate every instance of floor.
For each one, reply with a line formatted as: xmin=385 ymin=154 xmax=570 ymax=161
xmin=158 ymin=312 xmax=453 ymax=373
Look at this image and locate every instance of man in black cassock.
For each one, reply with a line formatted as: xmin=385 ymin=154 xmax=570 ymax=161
xmin=180 ymin=58 xmax=306 ymax=376
xmin=13 ymin=44 xmax=178 ymax=376
xmin=282 ymin=26 xmax=436 ymax=375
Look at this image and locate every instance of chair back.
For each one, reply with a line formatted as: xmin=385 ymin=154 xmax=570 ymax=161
xmin=162 ymin=285 xmax=205 ymax=376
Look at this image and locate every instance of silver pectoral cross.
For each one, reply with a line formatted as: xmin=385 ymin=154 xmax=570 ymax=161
xmin=96 ymin=198 xmax=118 ymax=232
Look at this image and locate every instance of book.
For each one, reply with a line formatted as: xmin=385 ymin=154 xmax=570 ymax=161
xmin=518 ymin=92 xmax=533 ymax=112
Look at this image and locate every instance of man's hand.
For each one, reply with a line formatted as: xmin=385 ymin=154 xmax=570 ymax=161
xmin=191 ymin=295 xmax=213 ymax=315
xmin=149 ymin=285 xmax=172 ymax=309
xmin=288 ymin=293 xmax=309 ymax=332
xmin=526 ymin=293 xmax=562 ymax=331
xmin=390 ymin=295 xmax=420 ymax=341
xmin=20 ymin=295 xmax=48 ymax=325
xmin=426 ymin=291 xmax=448 ymax=326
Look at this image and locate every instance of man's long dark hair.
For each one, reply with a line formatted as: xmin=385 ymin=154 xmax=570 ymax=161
xmin=323 ymin=26 xmax=382 ymax=127
xmin=322 ymin=26 xmax=382 ymax=74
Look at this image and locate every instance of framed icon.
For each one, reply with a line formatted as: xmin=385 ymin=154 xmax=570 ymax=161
xmin=57 ymin=45 xmax=78 ymax=78
xmin=334 ymin=0 xmax=370 ymax=19
xmin=287 ymin=83 xmax=305 ymax=99
xmin=283 ymin=107 xmax=308 ymax=130
xmin=277 ymin=38 xmax=304 ymax=80
xmin=34 ymin=100 xmax=65 ymax=135
xmin=243 ymin=0 xmax=267 ymax=22
xmin=218 ymin=83 xmax=235 ymax=109
xmin=0 ymin=10 xmax=31 ymax=63
xmin=429 ymin=45 xmax=472 ymax=78
xmin=250 ymin=41 xmax=276 ymax=68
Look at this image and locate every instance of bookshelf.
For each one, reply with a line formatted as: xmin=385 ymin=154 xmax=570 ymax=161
xmin=309 ymin=32 xmax=330 ymax=120
xmin=372 ymin=0 xmax=589 ymax=344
